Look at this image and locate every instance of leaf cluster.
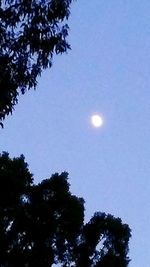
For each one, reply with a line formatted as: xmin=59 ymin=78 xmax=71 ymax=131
xmin=0 ymin=0 xmax=73 ymax=125
xmin=0 ymin=152 xmax=131 ymax=267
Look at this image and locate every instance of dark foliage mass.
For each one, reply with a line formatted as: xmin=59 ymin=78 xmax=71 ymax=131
xmin=0 ymin=152 xmax=131 ymax=267
xmin=0 ymin=0 xmax=73 ymax=125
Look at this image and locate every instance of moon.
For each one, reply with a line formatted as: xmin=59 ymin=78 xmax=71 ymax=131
xmin=91 ymin=114 xmax=103 ymax=128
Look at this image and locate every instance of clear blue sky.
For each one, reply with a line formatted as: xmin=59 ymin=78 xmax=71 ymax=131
xmin=1 ymin=1 xmax=150 ymax=266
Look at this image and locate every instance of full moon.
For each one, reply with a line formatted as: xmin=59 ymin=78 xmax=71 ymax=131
xmin=91 ymin=114 xmax=103 ymax=128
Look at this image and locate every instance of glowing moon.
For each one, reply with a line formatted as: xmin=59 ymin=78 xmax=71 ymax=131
xmin=91 ymin=114 xmax=103 ymax=128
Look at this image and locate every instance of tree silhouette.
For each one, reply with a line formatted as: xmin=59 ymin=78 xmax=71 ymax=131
xmin=0 ymin=0 xmax=73 ymax=125
xmin=0 ymin=152 xmax=131 ymax=267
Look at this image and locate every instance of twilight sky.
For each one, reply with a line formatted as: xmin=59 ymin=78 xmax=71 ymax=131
xmin=1 ymin=1 xmax=150 ymax=266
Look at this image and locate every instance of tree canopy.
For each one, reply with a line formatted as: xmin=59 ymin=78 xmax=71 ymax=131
xmin=0 ymin=0 xmax=73 ymax=125
xmin=0 ymin=152 xmax=131 ymax=267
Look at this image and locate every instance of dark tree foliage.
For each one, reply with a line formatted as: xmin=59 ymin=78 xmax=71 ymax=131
xmin=0 ymin=0 xmax=73 ymax=125
xmin=0 ymin=152 xmax=131 ymax=267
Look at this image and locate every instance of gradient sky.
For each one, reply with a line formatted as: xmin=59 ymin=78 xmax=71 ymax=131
xmin=1 ymin=1 xmax=150 ymax=266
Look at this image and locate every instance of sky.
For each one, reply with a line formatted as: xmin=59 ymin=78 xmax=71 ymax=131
xmin=1 ymin=1 xmax=150 ymax=266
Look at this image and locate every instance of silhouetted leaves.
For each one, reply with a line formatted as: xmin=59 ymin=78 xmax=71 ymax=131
xmin=0 ymin=152 xmax=131 ymax=266
xmin=0 ymin=0 xmax=73 ymax=125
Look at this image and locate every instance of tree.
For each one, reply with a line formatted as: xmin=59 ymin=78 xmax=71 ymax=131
xmin=0 ymin=152 xmax=131 ymax=267
xmin=0 ymin=0 xmax=73 ymax=125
